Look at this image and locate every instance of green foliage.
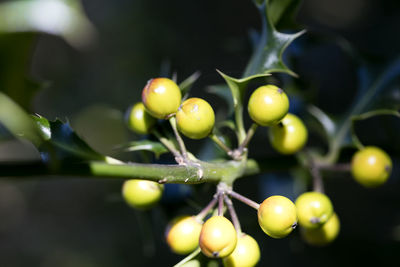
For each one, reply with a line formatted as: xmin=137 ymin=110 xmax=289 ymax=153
xmin=120 ymin=140 xmax=169 ymax=159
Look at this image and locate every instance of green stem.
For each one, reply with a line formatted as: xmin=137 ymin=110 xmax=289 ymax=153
xmin=169 ymin=116 xmax=188 ymax=160
xmin=235 ymin=102 xmax=247 ymax=143
xmin=152 ymin=129 xmax=181 ymax=158
xmin=174 ymin=247 xmax=201 ymax=267
xmin=237 ymin=123 xmax=258 ymax=153
xmin=209 ymin=133 xmax=233 ymax=157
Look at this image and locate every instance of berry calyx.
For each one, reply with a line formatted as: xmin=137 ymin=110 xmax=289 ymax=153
xmin=248 ymin=85 xmax=289 ymax=126
xmin=141 ymin=77 xmax=182 ymax=119
xmin=351 ymin=146 xmax=392 ymax=187
xmin=122 ymin=179 xmax=163 ymax=209
xmin=301 ymin=212 xmax=340 ymax=246
xmin=166 ymin=216 xmax=203 ymax=255
xmin=257 ymin=195 xmax=297 ymax=238
xmin=199 ymin=216 xmax=237 ymax=258
xmin=268 ymin=113 xmax=308 ymax=154
xmin=176 ymin=97 xmax=215 ymax=139
xmin=223 ymin=233 xmax=260 ymax=267
xmin=295 ymin=191 xmax=333 ymax=228
xmin=126 ymin=102 xmax=157 ymax=134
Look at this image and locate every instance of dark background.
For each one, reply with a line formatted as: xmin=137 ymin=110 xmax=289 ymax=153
xmin=0 ymin=0 xmax=399 ymax=266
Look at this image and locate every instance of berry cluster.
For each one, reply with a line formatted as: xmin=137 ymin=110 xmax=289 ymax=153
xmin=120 ymin=77 xmax=393 ymax=266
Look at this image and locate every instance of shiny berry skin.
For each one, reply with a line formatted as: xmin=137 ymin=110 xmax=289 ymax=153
xmin=257 ymin=195 xmax=297 ymax=238
xmin=295 ymin=192 xmax=333 ymax=229
xmin=351 ymin=146 xmax=392 ymax=187
xmin=248 ymin=85 xmax=289 ymax=126
xmin=301 ymin=212 xmax=340 ymax=246
xmin=126 ymin=102 xmax=157 ymax=134
xmin=268 ymin=113 xmax=308 ymax=154
xmin=141 ymin=77 xmax=182 ymax=119
xmin=176 ymin=97 xmax=215 ymax=139
xmin=166 ymin=216 xmax=203 ymax=255
xmin=122 ymin=179 xmax=163 ymax=209
xmin=223 ymin=233 xmax=260 ymax=267
xmin=199 ymin=216 xmax=237 ymax=258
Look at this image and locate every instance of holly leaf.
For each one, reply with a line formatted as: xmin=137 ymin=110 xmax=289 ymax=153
xmin=32 ymin=115 xmax=105 ymax=162
xmin=244 ymin=0 xmax=305 ymax=77
xmin=118 ymin=140 xmax=169 ymax=159
xmin=268 ymin=0 xmax=302 ymax=30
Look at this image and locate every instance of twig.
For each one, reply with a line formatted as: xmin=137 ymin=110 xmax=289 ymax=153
xmin=196 ymin=196 xmax=218 ymax=220
xmin=233 ymin=123 xmax=258 ymax=159
xmin=228 ymin=190 xmax=260 ymax=210
xmin=209 ymin=133 xmax=234 ymax=157
xmin=218 ymin=192 xmax=224 ymax=216
xmin=152 ymin=129 xmax=181 ymax=159
xmin=169 ymin=116 xmax=188 ymax=160
xmin=224 ymin=195 xmax=241 ymax=234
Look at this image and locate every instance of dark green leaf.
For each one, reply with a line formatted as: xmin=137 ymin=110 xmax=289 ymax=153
xmin=268 ymin=0 xmax=302 ymax=30
xmin=32 ymin=115 xmax=105 ymax=162
xmin=120 ymin=140 xmax=169 ymax=159
xmin=307 ymin=105 xmax=336 ymax=141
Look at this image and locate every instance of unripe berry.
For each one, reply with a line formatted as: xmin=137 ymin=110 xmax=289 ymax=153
xmin=176 ymin=97 xmax=215 ymax=139
xmin=199 ymin=216 xmax=237 ymax=258
xmin=166 ymin=216 xmax=203 ymax=255
xmin=295 ymin=191 xmax=333 ymax=229
xmin=141 ymin=78 xmax=182 ymax=119
xmin=257 ymin=195 xmax=297 ymax=238
xmin=248 ymin=85 xmax=289 ymax=126
xmin=301 ymin=212 xmax=340 ymax=246
xmin=223 ymin=233 xmax=260 ymax=267
xmin=351 ymin=146 xmax=392 ymax=187
xmin=268 ymin=113 xmax=307 ymax=154
xmin=126 ymin=102 xmax=157 ymax=134
xmin=122 ymin=179 xmax=163 ymax=209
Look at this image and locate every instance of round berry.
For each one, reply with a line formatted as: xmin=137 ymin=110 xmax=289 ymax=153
xmin=223 ymin=233 xmax=260 ymax=267
xmin=248 ymin=85 xmax=289 ymax=126
xmin=141 ymin=78 xmax=182 ymax=119
xmin=166 ymin=216 xmax=203 ymax=255
xmin=295 ymin=191 xmax=333 ymax=229
xmin=122 ymin=179 xmax=163 ymax=209
xmin=199 ymin=216 xmax=237 ymax=258
xmin=301 ymin=212 xmax=340 ymax=246
xmin=268 ymin=113 xmax=308 ymax=154
xmin=351 ymin=146 xmax=392 ymax=187
xmin=257 ymin=195 xmax=297 ymax=238
xmin=176 ymin=97 xmax=215 ymax=139
xmin=126 ymin=102 xmax=157 ymax=134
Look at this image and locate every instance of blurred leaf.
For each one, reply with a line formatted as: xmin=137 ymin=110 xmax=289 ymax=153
xmin=268 ymin=0 xmax=302 ymax=30
xmin=119 ymin=140 xmax=169 ymax=159
xmin=0 ymin=0 xmax=96 ymax=49
xmin=0 ymin=33 xmax=44 ymax=110
xmin=307 ymin=105 xmax=336 ymax=140
xmin=350 ymin=109 xmax=400 ymax=150
xmin=0 ymin=92 xmax=42 ymax=146
xmin=207 ymin=84 xmax=234 ymax=117
xmin=32 ymin=115 xmax=105 ymax=162
xmin=179 ymin=71 xmax=201 ymax=99
xmin=244 ymin=0 xmax=305 ymax=77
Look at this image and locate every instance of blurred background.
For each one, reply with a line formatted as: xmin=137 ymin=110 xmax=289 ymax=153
xmin=0 ymin=0 xmax=399 ymax=266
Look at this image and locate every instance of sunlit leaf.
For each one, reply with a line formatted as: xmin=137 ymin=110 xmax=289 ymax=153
xmin=0 ymin=0 xmax=96 ymax=49
xmin=245 ymin=0 xmax=305 ymax=77
xmin=0 ymin=92 xmax=42 ymax=146
xmin=120 ymin=140 xmax=169 ymax=159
